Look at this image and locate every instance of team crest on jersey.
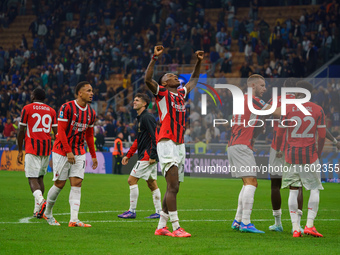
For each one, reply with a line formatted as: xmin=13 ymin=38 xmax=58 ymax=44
xmin=59 ymin=111 xmax=64 ymax=118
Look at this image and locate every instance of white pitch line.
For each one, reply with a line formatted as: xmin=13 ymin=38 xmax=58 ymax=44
xmin=2 ymin=218 xmax=340 ymax=225
xmin=19 ymin=217 xmax=33 ymax=223
xmin=52 ymin=208 xmax=338 ymax=216
xmin=14 ymin=208 xmax=340 ymax=224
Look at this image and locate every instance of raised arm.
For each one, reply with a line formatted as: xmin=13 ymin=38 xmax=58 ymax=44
xmin=184 ymin=50 xmax=204 ymax=94
xmin=145 ymin=45 xmax=164 ymax=94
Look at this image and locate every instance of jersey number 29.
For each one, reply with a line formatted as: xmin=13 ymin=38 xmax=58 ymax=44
xmin=32 ymin=113 xmax=52 ymax=133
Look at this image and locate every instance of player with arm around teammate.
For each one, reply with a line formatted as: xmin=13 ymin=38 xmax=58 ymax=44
xmin=267 ymin=78 xmax=304 ymax=233
xmin=276 ymin=81 xmax=326 ymax=238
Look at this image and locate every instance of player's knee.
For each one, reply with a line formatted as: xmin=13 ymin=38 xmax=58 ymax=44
xmin=69 ymin=177 xmax=82 ymax=187
xmin=147 ymin=180 xmax=157 ymax=190
xmin=244 ymin=177 xmax=258 ymax=187
xmin=128 ymin=176 xmax=138 ymax=186
xmin=167 ymin=182 xmax=179 ymax=194
xmin=55 ymin=180 xmax=66 ymax=189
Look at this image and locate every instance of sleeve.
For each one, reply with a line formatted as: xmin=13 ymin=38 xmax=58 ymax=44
xmin=178 ymin=87 xmax=187 ymax=99
xmin=267 ymin=98 xmax=273 ymax=106
xmin=85 ymin=126 xmax=96 ymax=158
xmin=51 ymin=109 xmax=58 ymax=127
xmin=316 ymin=108 xmax=326 ymax=157
xmin=89 ymin=109 xmax=96 ymax=128
xmin=253 ymin=96 xmax=267 ymax=110
xmin=19 ymin=106 xmax=28 ymax=126
xmin=144 ymin=114 xmax=157 ymax=160
xmin=154 ymin=85 xmax=168 ymax=98
xmin=58 ymin=103 xmax=69 ymax=123
xmin=126 ymin=139 xmax=138 ymax=159
xmin=317 ymin=108 xmax=326 ymax=129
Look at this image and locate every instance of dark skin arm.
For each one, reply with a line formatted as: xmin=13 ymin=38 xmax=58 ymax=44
xmin=184 ymin=50 xmax=204 ymax=94
xmin=17 ymin=125 xmax=25 ymax=164
xmin=145 ymin=45 xmax=164 ymax=94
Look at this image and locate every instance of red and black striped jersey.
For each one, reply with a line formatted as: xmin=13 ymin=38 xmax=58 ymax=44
xmin=279 ymin=102 xmax=326 ymax=164
xmin=268 ymin=94 xmax=295 ymax=151
xmin=229 ymin=94 xmax=267 ymax=150
xmin=19 ymin=102 xmax=57 ymax=156
xmin=53 ymin=100 xmax=96 ymax=156
xmin=155 ymin=85 xmax=187 ymax=144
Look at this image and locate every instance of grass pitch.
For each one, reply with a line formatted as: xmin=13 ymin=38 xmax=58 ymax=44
xmin=0 ymin=171 xmax=339 ymax=255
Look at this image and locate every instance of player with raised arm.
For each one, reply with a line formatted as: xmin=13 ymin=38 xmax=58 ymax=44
xmin=118 ymin=93 xmax=162 ymax=219
xmin=145 ymin=45 xmax=204 ymax=237
xmin=43 ymin=81 xmax=98 ymax=227
xmin=17 ymin=88 xmax=58 ymax=218
xmin=229 ymin=74 xmax=270 ymax=234
xmin=276 ymin=81 xmax=326 ymax=238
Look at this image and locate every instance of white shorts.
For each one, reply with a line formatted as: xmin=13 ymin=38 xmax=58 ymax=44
xmin=157 ymin=139 xmax=185 ymax=182
xmin=130 ymin=160 xmax=157 ymax=181
xmin=52 ymin=152 xmax=86 ymax=181
xmin=282 ymin=159 xmax=324 ymax=190
xmin=25 ymin=154 xmax=49 ymax=178
xmin=227 ymin=144 xmax=257 ymax=178
xmin=268 ymin=147 xmax=285 ymax=176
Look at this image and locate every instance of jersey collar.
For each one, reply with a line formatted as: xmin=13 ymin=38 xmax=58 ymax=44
xmin=74 ymin=100 xmax=88 ymax=111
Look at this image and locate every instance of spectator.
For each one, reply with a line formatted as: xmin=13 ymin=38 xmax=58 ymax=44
xmin=240 ymin=61 xmax=253 ymax=78
xmin=3 ymin=118 xmax=15 ymax=140
xmin=227 ymin=1 xmax=235 ymax=28
xmin=220 ymin=49 xmax=232 ymax=73
xmin=205 ymin=125 xmax=220 ymax=144
xmin=215 ymin=27 xmax=227 ymax=53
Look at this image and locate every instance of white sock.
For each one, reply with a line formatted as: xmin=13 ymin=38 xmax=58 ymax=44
xmin=288 ymin=189 xmax=299 ymax=232
xmin=307 ymin=189 xmax=319 ymax=228
xmin=235 ymin=186 xmax=244 ymax=222
xmin=157 ymin=211 xmax=169 ymax=229
xmin=241 ymin=185 xmax=256 ymax=225
xmin=129 ymin=185 xmax=139 ymax=213
xmin=297 ymin=209 xmax=303 ymax=227
xmin=69 ymin=187 xmax=81 ymax=222
xmin=45 ymin=185 xmax=61 ymax=217
xmin=152 ymin=188 xmax=162 ymax=214
xmin=33 ymin=189 xmax=44 ymax=205
xmin=34 ymin=198 xmax=40 ymax=213
xmin=273 ymin=209 xmax=282 ymax=226
xmin=169 ymin=211 xmax=180 ymax=231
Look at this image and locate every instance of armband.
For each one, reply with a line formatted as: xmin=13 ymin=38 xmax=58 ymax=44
xmin=152 ymin=55 xmax=158 ymax=61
